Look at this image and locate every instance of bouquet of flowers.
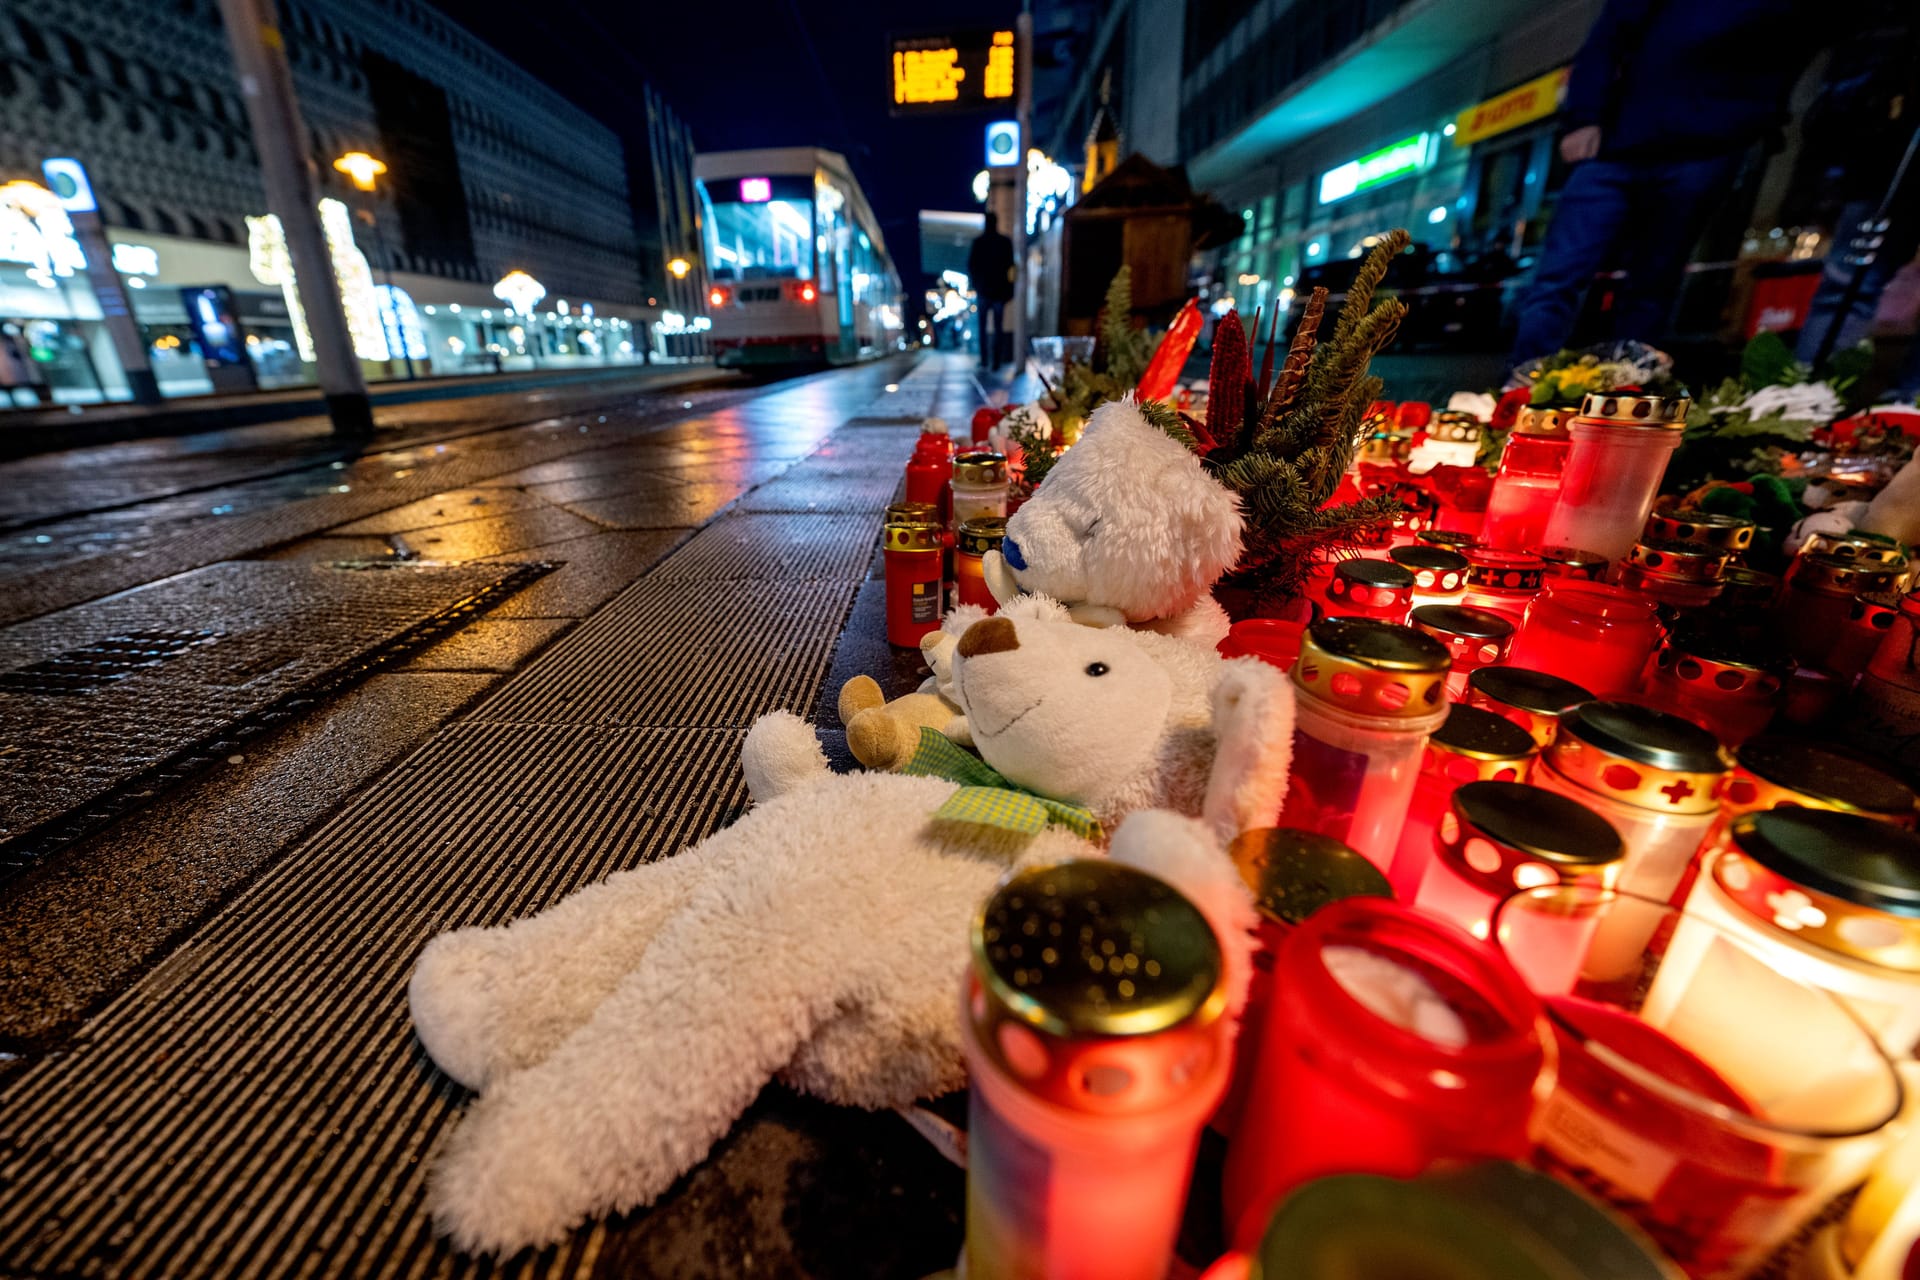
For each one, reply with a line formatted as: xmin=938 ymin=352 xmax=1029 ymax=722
xmin=1511 ymin=339 xmax=1686 ymax=408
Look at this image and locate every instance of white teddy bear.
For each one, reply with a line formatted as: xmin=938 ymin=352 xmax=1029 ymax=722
xmin=407 ymin=603 xmax=1291 ymax=1255
xmin=984 ymin=397 xmax=1246 ymax=646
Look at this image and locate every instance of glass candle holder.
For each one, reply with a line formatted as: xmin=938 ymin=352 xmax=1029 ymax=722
xmin=1324 ymin=558 xmax=1415 ymax=624
xmin=1220 ymin=897 xmax=1547 ymax=1251
xmin=1416 ymin=528 xmax=1479 ymax=554
xmin=883 ymin=520 xmax=945 ymax=647
xmin=1278 ymin=619 xmax=1452 ymax=872
xmin=1460 ymin=548 xmax=1548 ymax=629
xmin=954 ymin=516 xmax=1008 ymax=612
xmin=962 ymin=860 xmax=1231 ymax=1280
xmin=1412 ymin=779 xmax=1622 ymax=941
xmin=1645 ymin=630 xmax=1788 ymax=748
xmin=1248 ymin=1164 xmax=1681 ymax=1280
xmin=1411 ymin=604 xmax=1514 ymax=700
xmin=1391 ymin=545 xmax=1469 ymax=606
xmin=1539 ymin=544 xmax=1610 ymax=582
xmin=1664 ymin=809 xmax=1920 ymax=1057
xmin=1778 ymin=554 xmax=1905 ymax=672
xmin=1831 ymin=1093 xmax=1920 ymax=1280
xmin=1507 ymin=581 xmax=1661 ymax=699
xmin=1645 ymin=510 xmax=1757 ymax=558
xmin=1464 ymin=664 xmax=1596 ymax=750
xmin=1218 ymin=829 xmax=1390 ymax=1132
xmin=1492 ymin=884 xmax=1905 ymax=1280
xmin=1387 ymin=705 xmax=1537 ymax=899
xmin=1482 ymin=427 xmax=1572 ymax=553
xmin=1530 ymin=700 xmax=1731 ymax=903
xmin=951 ymin=451 xmax=1010 ymax=528
xmin=1540 ymin=392 xmax=1691 ymax=568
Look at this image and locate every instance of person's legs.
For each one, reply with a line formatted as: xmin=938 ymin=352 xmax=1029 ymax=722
xmin=1509 ymin=160 xmax=1636 ymax=364
xmin=979 ymin=302 xmax=1000 ymax=368
xmin=1610 ymin=153 xmax=1742 ymax=344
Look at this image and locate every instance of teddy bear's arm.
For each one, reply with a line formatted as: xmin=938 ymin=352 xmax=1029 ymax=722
xmin=1202 ymin=657 xmax=1296 ymax=842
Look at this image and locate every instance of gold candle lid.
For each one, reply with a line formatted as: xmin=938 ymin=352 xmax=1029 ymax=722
xmin=953 ymin=451 xmax=1008 ymax=485
xmin=1229 ymin=828 xmax=1392 ymax=926
xmin=1329 ymin=559 xmax=1415 ymax=612
xmin=1429 ymin=413 xmax=1482 ymax=444
xmin=1438 ymin=781 xmax=1623 ymax=897
xmin=1787 ymin=553 xmax=1902 ymax=599
xmin=882 ymin=521 xmax=943 ymax=553
xmin=1645 ymin=510 xmax=1757 ymax=554
xmin=1728 ymin=737 xmax=1916 ymax=821
xmin=1720 ymin=809 xmax=1920 ymax=969
xmin=1293 ymin=618 xmax=1450 ymax=719
xmin=1653 ymin=631 xmax=1788 ymax=701
xmin=1465 ymin=548 xmax=1547 ymax=594
xmin=1626 ymin=539 xmax=1728 ymax=583
xmin=1576 ymin=391 xmax=1691 ymax=426
xmin=1545 ymin=701 xmax=1731 ymax=815
xmin=885 ymin=500 xmax=939 ymax=525
xmin=1513 ymin=405 xmax=1575 ymax=436
xmin=1424 ymin=704 xmax=1537 ymax=781
xmin=1800 ymin=531 xmax=1909 ymax=568
xmin=1715 ymin=564 xmax=1781 ymax=611
xmin=1539 ymin=545 xmax=1609 ymax=580
xmin=972 ymin=860 xmax=1223 ymax=1040
xmin=957 ymin=516 xmax=1008 ymax=557
xmin=1392 ymin=545 xmax=1471 ymax=593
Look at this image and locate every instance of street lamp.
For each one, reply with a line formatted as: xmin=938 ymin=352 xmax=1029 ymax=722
xmin=493 ymin=270 xmax=547 ymax=368
xmin=331 ymin=150 xmax=413 ymax=379
xmin=667 ymin=257 xmax=691 ymax=279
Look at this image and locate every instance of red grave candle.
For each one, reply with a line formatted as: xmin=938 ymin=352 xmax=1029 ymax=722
xmin=1323 ymin=558 xmax=1415 ymax=624
xmin=1459 ymin=548 xmax=1547 ymax=629
xmin=882 ymin=521 xmax=944 ymax=647
xmin=1387 ymin=705 xmax=1537 ymax=900
xmin=1507 ymin=581 xmax=1661 ymax=699
xmin=905 ymin=420 xmax=955 ymax=524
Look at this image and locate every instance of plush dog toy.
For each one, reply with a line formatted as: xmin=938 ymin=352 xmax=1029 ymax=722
xmin=983 ymin=397 xmax=1245 ymax=645
xmin=408 ymin=605 xmax=1291 ymax=1254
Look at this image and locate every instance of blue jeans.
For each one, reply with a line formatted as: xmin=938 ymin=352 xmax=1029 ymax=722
xmin=1510 ymin=154 xmax=1741 ymax=364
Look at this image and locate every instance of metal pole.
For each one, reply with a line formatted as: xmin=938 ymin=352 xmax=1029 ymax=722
xmin=67 ymin=211 xmax=162 ymax=404
xmin=1012 ymin=4 xmax=1033 ymax=379
xmin=216 ymin=0 xmax=372 ymax=436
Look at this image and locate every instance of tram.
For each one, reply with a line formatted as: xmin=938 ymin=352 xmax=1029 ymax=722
xmin=695 ymin=147 xmax=906 ymax=367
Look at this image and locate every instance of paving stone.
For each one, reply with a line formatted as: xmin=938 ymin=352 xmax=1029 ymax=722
xmin=562 ymin=482 xmax=744 ymax=530
xmin=401 ymin=618 xmax=571 ymax=673
xmin=480 ymin=530 xmax=692 ymax=620
xmin=329 ymin=487 xmax=551 ymax=535
xmin=523 ymin=471 xmax=695 ymax=506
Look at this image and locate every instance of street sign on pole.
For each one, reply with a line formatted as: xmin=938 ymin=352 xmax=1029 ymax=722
xmin=985 ymin=121 xmax=1020 ymax=168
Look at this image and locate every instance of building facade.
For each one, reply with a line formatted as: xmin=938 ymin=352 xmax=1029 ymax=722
xmin=0 ymin=0 xmax=696 ymax=401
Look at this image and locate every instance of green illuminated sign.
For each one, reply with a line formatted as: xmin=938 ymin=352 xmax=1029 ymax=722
xmin=1318 ymin=134 xmax=1432 ymax=204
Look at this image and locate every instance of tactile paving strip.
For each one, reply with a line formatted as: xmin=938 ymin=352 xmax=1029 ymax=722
xmin=467 ymin=577 xmax=858 ymax=727
xmin=0 ymin=560 xmax=544 ymax=868
xmin=0 ymin=723 xmax=746 ymax=1280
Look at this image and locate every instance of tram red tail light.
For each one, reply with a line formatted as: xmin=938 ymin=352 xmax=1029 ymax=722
xmin=788 ymin=281 xmax=818 ymax=304
xmin=708 ymin=285 xmax=731 ymax=307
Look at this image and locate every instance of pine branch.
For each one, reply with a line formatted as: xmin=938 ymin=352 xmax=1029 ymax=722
xmin=1100 ymin=267 xmax=1133 ymax=366
xmin=1331 ymin=229 xmax=1410 ymax=350
xmin=1133 ymin=395 xmax=1199 ymax=450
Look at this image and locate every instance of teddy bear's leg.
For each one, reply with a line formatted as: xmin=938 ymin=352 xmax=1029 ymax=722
xmin=836 ymin=674 xmax=885 ymax=725
xmin=409 ymin=850 xmax=711 ymax=1091
xmin=740 ymin=710 xmax=830 ymax=803
xmin=427 ymin=917 xmax=848 ymax=1254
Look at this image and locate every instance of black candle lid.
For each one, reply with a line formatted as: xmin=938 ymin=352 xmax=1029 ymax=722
xmin=1431 ymin=704 xmax=1537 ymax=763
xmin=1733 ymin=808 xmax=1920 ymax=918
xmin=1466 ymin=665 xmax=1594 ymax=716
xmin=1334 ymin=558 xmax=1416 ymax=589
xmin=1412 ymin=604 xmax=1514 ymax=641
xmin=1735 ymin=738 xmax=1917 ymax=818
xmin=1557 ymin=700 xmax=1730 ymax=776
xmin=1453 ymin=781 xmax=1623 ymax=867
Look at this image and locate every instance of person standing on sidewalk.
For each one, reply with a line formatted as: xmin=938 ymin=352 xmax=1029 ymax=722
xmin=967 ymin=212 xmax=1016 ymax=370
xmin=1508 ymin=0 xmax=1825 ymax=364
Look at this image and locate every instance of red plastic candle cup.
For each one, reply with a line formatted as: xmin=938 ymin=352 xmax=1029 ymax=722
xmin=1387 ymin=704 xmax=1536 ymax=900
xmin=1646 ymin=630 xmax=1788 ymax=747
xmin=1411 ymin=603 xmax=1514 ymax=700
xmin=1492 ymin=885 xmax=1905 ymax=1279
xmin=1411 ymin=780 xmax=1622 ymax=941
xmin=1218 ymin=829 xmax=1390 ymax=1133
xmin=1539 ymin=544 xmax=1609 ymax=582
xmin=1507 ymin=581 xmax=1661 ymax=699
xmin=1217 ymin=618 xmax=1309 ymax=672
xmin=962 ymin=861 xmax=1232 ymax=1280
xmin=1464 ymin=664 xmax=1596 ymax=752
xmin=1391 ymin=545 xmax=1470 ymax=607
xmin=1459 ymin=548 xmax=1547 ymax=629
xmin=1482 ymin=431 xmax=1572 ymax=553
xmin=1324 ymin=558 xmax=1415 ymax=624
xmin=1220 ymin=897 xmax=1547 ymax=1251
xmin=882 ymin=521 xmax=944 ymax=647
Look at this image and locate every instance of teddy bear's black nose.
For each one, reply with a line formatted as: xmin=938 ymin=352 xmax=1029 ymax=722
xmin=958 ymin=616 xmax=1020 ymax=658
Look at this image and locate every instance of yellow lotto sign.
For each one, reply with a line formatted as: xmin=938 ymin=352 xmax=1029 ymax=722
xmin=1453 ymin=68 xmax=1570 ymax=147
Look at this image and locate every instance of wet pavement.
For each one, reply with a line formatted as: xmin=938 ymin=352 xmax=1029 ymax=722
xmin=0 ymin=350 xmax=1003 ymax=1279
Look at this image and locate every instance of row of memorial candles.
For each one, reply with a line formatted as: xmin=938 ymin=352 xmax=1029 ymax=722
xmin=886 ymin=420 xmax=1014 ymax=645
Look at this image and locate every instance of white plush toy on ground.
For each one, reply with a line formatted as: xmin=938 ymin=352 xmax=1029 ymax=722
xmin=408 ymin=600 xmax=1291 ymax=1254
xmin=984 ymin=396 xmax=1245 ymax=646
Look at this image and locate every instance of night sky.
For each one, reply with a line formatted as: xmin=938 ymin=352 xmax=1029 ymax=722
xmin=452 ymin=0 xmax=1026 ymax=290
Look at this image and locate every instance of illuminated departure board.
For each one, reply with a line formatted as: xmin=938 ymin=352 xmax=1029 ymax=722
xmin=889 ymin=28 xmax=1017 ymax=115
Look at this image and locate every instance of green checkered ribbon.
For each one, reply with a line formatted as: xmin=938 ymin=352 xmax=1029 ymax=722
xmin=899 ymin=727 xmax=1103 ymax=841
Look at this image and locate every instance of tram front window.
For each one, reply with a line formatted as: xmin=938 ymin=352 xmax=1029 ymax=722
xmin=703 ymin=179 xmax=814 ymax=282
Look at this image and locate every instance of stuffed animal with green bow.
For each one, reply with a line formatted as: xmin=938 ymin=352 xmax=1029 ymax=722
xmin=407 ymin=594 xmax=1293 ymax=1255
